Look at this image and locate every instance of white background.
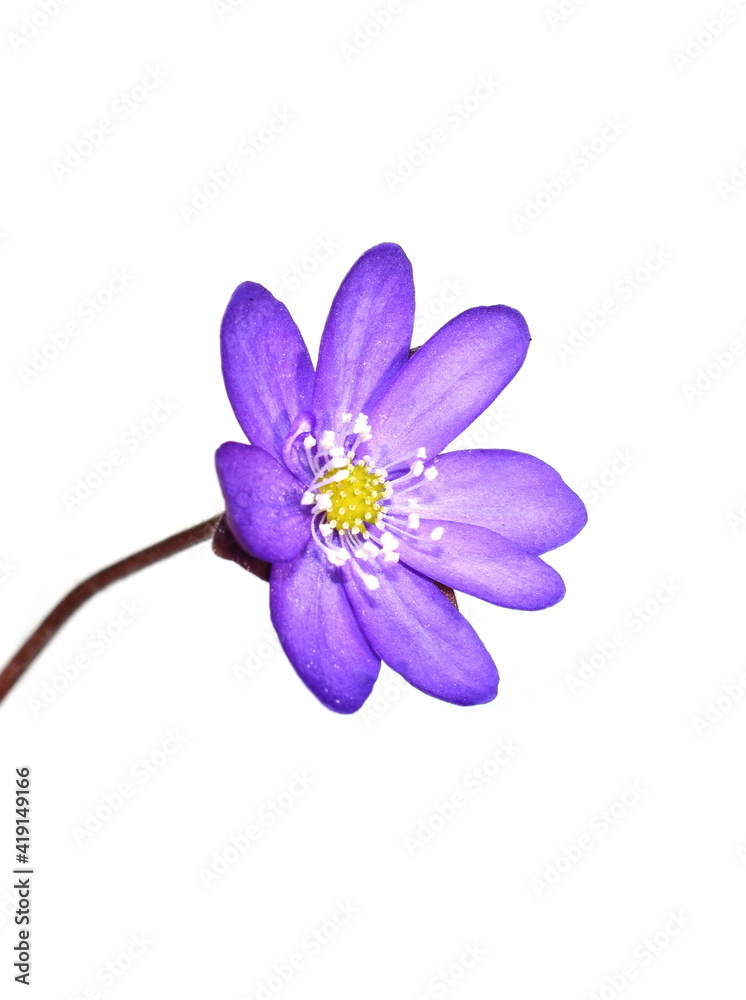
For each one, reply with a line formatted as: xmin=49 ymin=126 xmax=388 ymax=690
xmin=1 ymin=1 xmax=745 ymax=997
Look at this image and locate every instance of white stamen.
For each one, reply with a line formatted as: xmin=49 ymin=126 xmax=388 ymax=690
xmin=353 ymin=413 xmax=370 ymax=435
xmin=416 ymin=447 xmax=427 ymax=459
xmin=329 ymin=446 xmax=345 ymax=457
xmin=394 ymin=480 xmax=429 ymax=497
xmin=382 ymin=521 xmax=420 ymax=543
xmin=424 ymin=467 xmax=438 ymax=481
xmin=301 ymin=491 xmax=316 ymax=506
xmin=383 ymin=551 xmax=400 ymax=563
xmin=312 ymin=494 xmax=332 ymax=512
xmin=380 ymin=532 xmax=399 ymax=552
xmin=326 ymin=548 xmax=350 ymax=566
xmin=363 ymin=573 xmax=380 ymax=591
xmin=319 ymin=523 xmax=333 ymax=538
xmin=342 ymin=412 xmax=353 ymax=423
xmin=303 ymin=435 xmax=316 ymax=450
xmin=408 ymin=513 xmax=420 ymax=529
xmin=411 ymin=460 xmax=424 ymax=478
xmin=430 ymin=526 xmax=445 ymax=541
xmin=312 ymin=467 xmax=351 ymax=489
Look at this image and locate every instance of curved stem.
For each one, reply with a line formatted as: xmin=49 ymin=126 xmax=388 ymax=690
xmin=0 ymin=515 xmax=222 ymax=707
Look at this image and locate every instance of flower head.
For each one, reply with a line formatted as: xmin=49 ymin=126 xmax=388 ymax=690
xmin=216 ymin=244 xmax=586 ymax=713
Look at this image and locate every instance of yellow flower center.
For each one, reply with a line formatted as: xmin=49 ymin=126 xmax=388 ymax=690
xmin=317 ymin=459 xmax=387 ymax=535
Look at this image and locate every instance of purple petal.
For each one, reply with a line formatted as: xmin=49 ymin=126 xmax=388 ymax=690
xmin=313 ymin=244 xmax=414 ymax=425
xmin=221 ymin=282 xmax=314 ymax=460
xmin=400 ymin=449 xmax=587 ymax=555
xmin=215 ymin=442 xmax=310 ymax=563
xmin=390 ymin=519 xmax=566 ymax=610
xmin=367 ymin=306 xmax=530 ymax=464
xmin=344 ymin=561 xmax=498 ymax=706
xmin=270 ymin=545 xmax=380 ymax=714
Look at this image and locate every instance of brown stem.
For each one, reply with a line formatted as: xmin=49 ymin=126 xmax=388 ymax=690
xmin=0 ymin=515 xmax=222 ymax=707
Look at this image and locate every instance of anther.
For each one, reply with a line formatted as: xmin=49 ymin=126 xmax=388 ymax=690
xmin=380 ymin=532 xmax=399 ymax=552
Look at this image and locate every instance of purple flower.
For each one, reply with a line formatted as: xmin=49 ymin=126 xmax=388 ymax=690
xmin=216 ymin=244 xmax=586 ymax=713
